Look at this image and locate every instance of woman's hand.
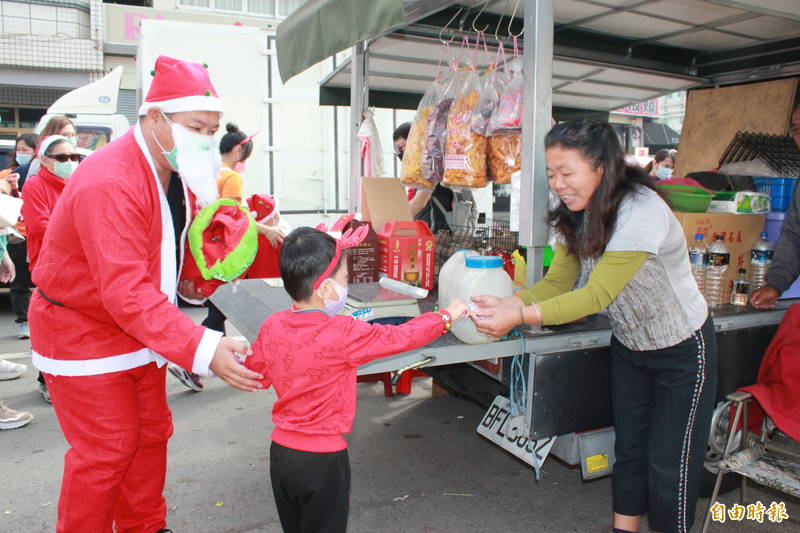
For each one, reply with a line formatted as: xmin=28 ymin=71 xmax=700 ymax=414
xmin=472 ymin=303 xmax=522 ymax=338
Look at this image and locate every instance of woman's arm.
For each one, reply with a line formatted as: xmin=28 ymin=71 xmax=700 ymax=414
xmin=534 ymin=251 xmax=648 ymax=325
xmin=515 ymin=242 xmax=580 ymax=304
xmin=409 ymin=189 xmax=432 ymax=217
xmin=474 ymin=250 xmax=649 ymax=337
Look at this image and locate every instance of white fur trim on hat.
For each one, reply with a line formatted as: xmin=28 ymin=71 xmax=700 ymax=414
xmin=138 ymin=95 xmax=224 ymax=116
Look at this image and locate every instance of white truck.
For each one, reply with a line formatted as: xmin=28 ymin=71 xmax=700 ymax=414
xmin=35 ymin=66 xmax=130 ymax=152
xmin=137 ymin=19 xmax=272 ymax=199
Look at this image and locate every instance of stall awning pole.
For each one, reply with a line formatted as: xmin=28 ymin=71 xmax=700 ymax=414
xmin=349 ymin=41 xmax=368 ymax=213
xmin=519 ymin=0 xmax=554 ymax=285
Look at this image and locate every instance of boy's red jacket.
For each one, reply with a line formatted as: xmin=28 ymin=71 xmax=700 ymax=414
xmin=246 ymin=310 xmax=445 ymax=452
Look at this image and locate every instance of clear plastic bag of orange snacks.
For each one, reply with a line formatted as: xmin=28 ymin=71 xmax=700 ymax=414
xmin=488 ymin=134 xmax=521 ymax=185
xmin=401 ymin=77 xmax=444 ymax=189
xmin=442 ymin=65 xmax=488 ymax=188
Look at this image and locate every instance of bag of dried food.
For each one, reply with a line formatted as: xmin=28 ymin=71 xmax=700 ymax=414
xmin=470 ymin=65 xmax=503 ymax=137
xmin=488 ymin=57 xmax=523 ymax=136
xmin=488 ymin=134 xmax=521 ymax=185
xmin=442 ymin=64 xmax=488 ymax=188
xmin=421 ymin=72 xmax=458 ymax=185
xmin=401 ymin=76 xmax=445 ymax=189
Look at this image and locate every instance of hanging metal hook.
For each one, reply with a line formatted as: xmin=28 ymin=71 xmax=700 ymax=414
xmin=439 ymin=6 xmax=463 ymax=44
xmin=508 ymin=0 xmax=523 ymax=38
xmin=472 ymin=0 xmax=491 ymax=33
xmin=494 ymin=0 xmax=508 ymax=43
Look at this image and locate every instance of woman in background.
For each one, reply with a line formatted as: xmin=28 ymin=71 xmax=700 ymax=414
xmin=644 ymin=148 xmax=675 ymax=180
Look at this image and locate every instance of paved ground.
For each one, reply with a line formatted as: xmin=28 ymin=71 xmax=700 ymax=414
xmin=1 ymin=294 xmax=798 ymax=532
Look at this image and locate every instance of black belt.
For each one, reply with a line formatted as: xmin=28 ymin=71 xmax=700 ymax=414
xmin=37 ymin=288 xmax=66 ymax=308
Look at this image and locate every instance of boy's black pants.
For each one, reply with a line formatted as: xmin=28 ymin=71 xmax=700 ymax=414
xmin=270 ymin=441 xmax=350 ymax=533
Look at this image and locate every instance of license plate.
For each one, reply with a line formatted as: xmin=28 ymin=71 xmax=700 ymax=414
xmin=476 ymin=395 xmax=555 ymax=473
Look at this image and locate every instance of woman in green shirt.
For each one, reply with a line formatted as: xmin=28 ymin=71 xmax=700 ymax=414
xmin=473 ymin=119 xmax=716 ymax=533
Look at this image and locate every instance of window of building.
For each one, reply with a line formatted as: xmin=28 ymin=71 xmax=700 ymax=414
xmin=178 ymin=0 xmax=305 ymax=18
xmin=0 ymin=107 xmax=47 ymax=134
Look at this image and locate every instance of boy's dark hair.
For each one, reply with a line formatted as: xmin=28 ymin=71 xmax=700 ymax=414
xmin=393 ymin=122 xmax=411 ymax=141
xmin=280 ymin=227 xmax=345 ymax=301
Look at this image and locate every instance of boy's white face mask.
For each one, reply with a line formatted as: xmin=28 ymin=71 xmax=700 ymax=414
xmin=318 ymin=279 xmax=348 ymax=316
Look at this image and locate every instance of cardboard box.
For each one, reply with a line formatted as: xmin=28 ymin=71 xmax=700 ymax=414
xmin=360 ymin=177 xmax=413 ymax=232
xmin=378 ymin=220 xmax=436 ymax=291
xmin=673 ymin=211 xmax=765 ymax=300
xmin=345 ymin=220 xmax=379 ymax=284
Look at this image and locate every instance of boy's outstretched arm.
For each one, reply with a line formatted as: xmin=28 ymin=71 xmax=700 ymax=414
xmin=343 ymin=300 xmax=469 ymax=366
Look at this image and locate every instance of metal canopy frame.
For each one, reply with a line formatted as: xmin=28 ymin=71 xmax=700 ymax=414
xmin=335 ymin=0 xmax=800 ymax=243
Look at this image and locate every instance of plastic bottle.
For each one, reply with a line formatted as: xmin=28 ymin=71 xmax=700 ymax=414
xmin=730 ymin=268 xmax=750 ymax=306
xmin=706 ymin=235 xmax=730 ymax=308
xmin=447 ymin=255 xmax=513 ymax=344
xmin=688 ymin=233 xmax=708 ymax=294
xmin=750 ymin=232 xmax=774 ymax=291
xmin=437 ymin=249 xmax=479 ymax=310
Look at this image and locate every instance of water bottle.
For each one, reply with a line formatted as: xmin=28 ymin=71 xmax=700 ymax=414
xmin=688 ymin=233 xmax=708 ymax=294
xmin=706 ymin=235 xmax=730 ymax=308
xmin=750 ymin=232 xmax=774 ymax=291
xmin=730 ymin=268 xmax=750 ymax=306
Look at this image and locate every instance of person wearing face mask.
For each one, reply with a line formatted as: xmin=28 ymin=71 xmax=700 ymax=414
xmin=21 ymin=136 xmax=77 ymax=273
xmin=472 ymin=120 xmax=716 ymax=533
xmin=26 ymin=55 xmax=263 ymax=533
xmin=1 ymin=133 xmax=38 ymax=341
xmin=645 ymin=148 xmax=675 ymax=180
xmin=20 ymin=136 xmax=78 ymax=404
xmin=243 ymin=224 xmax=468 ymax=533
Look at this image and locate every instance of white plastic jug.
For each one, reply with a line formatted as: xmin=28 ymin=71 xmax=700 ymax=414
xmin=437 ymin=249 xmax=479 ymax=311
xmin=447 ymin=255 xmax=513 ymax=344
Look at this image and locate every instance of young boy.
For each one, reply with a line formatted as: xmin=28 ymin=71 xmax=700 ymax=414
xmin=245 ymin=226 xmax=468 ymax=533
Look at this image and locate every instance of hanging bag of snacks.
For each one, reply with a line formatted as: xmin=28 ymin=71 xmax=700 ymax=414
xmin=442 ymin=54 xmax=488 ymax=188
xmin=421 ymin=70 xmax=458 ymax=185
xmin=487 ymin=40 xmax=523 ymax=185
xmin=401 ymin=76 xmax=445 ymax=189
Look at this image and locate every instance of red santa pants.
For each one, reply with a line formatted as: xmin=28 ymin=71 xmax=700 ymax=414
xmin=44 ymin=362 xmax=173 ymax=533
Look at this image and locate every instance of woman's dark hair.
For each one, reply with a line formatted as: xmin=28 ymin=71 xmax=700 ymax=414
xmin=41 ymin=116 xmax=76 ymax=137
xmin=279 ymin=227 xmax=346 ymax=302
xmin=546 ymin=119 xmax=657 ymax=259
xmin=219 ymin=122 xmax=253 ymax=161
xmin=6 ymin=133 xmax=39 ymax=169
xmin=644 ymin=148 xmax=673 ymax=174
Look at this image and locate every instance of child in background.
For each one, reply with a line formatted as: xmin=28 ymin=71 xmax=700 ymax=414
xmin=245 ymin=225 xmax=468 ymax=533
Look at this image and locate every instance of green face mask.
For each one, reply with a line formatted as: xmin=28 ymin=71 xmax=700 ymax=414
xmin=53 ymin=160 xmax=77 ymax=179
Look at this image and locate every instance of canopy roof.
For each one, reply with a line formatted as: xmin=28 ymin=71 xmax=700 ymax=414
xmin=279 ymin=0 xmax=800 ymax=112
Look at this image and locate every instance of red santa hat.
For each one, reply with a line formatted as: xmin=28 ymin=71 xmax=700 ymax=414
xmin=246 ymin=193 xmax=279 ymax=223
xmin=138 ymin=55 xmax=224 ymax=116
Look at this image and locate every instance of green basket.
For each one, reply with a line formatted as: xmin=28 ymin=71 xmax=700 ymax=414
xmin=656 ymin=184 xmax=713 ymax=212
xmin=712 ymin=190 xmax=736 ymax=201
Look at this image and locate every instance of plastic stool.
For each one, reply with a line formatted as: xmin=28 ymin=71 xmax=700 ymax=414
xmin=357 ymin=372 xmax=393 ymax=397
xmin=394 ymin=369 xmax=430 ymax=395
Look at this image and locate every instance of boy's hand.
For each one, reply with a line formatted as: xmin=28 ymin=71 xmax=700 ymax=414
xmin=445 ymin=299 xmax=469 ymax=320
xmin=210 ymin=337 xmax=263 ymax=392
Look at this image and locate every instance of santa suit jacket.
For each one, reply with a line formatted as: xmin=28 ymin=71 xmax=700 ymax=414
xmin=20 ymin=165 xmax=66 ymax=271
xmin=29 ymin=125 xmax=220 ymax=377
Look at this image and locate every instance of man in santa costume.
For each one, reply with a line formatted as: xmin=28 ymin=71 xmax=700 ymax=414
xmin=28 ymin=55 xmax=264 ymax=533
